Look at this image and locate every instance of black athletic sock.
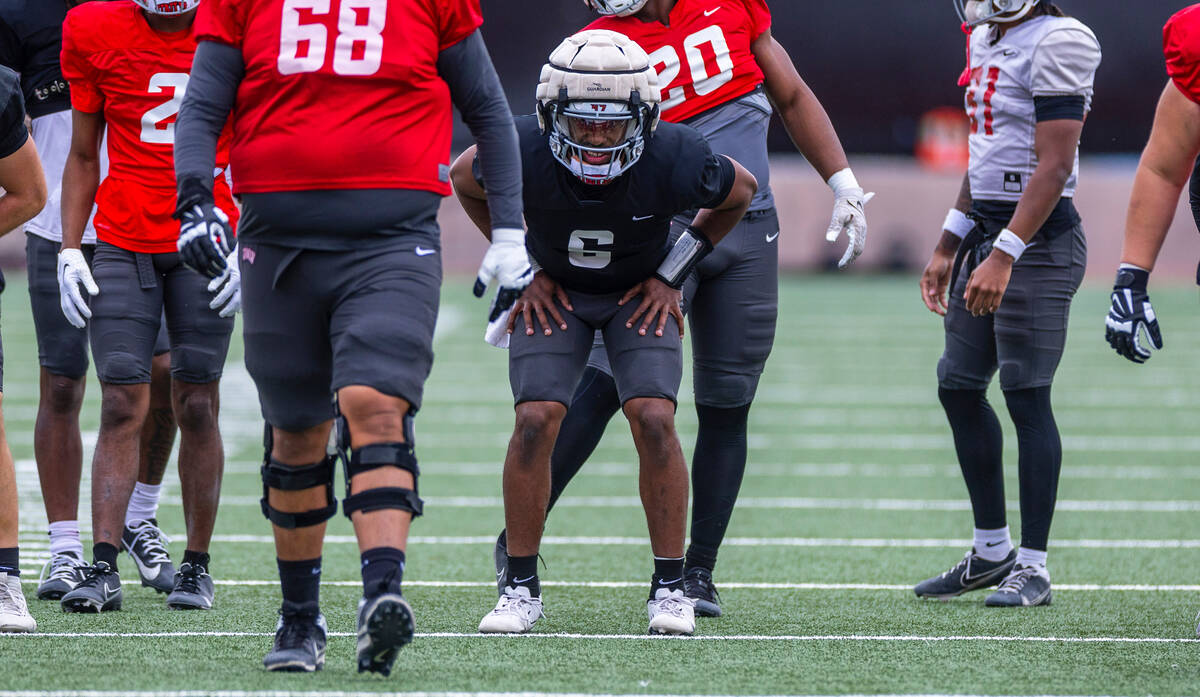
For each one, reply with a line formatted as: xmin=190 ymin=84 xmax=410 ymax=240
xmin=93 ymin=542 xmax=119 ymax=570
xmin=504 ymin=553 xmax=540 ymax=597
xmin=651 ymin=556 xmax=685 ymax=597
xmin=0 ymin=547 xmax=18 ymax=577
xmin=686 ymin=403 xmax=751 ymax=572
xmin=546 ymin=367 xmax=621 ymax=513
xmin=278 ymin=557 xmax=322 ymax=609
xmin=1004 ymin=386 xmax=1062 ymax=552
xmin=938 ymin=387 xmax=1007 ymax=530
xmin=360 ymin=547 xmax=405 ymax=598
xmin=182 ymin=550 xmax=210 ymax=570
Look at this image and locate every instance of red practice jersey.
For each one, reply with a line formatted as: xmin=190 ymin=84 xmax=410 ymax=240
xmin=196 ymin=0 xmax=482 ymax=196
xmin=1165 ymin=4 xmax=1200 ymax=105
xmin=587 ymin=0 xmax=771 ymax=122
xmin=60 ymin=1 xmax=235 ymax=254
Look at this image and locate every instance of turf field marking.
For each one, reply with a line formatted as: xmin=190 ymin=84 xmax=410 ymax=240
xmin=0 ymin=692 xmax=1147 ymax=697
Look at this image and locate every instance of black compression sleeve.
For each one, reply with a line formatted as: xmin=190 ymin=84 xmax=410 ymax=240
xmin=0 ymin=71 xmax=27 ymax=158
xmin=438 ymin=31 xmax=522 ymax=230
xmin=175 ymin=41 xmax=243 ymax=190
xmin=1033 ymin=95 xmax=1086 ymax=122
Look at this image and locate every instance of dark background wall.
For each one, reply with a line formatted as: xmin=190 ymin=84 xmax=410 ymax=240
xmin=474 ymin=0 xmax=1188 ymax=154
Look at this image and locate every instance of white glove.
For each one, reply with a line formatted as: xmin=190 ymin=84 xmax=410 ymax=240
xmin=474 ymin=227 xmax=534 ymax=322
xmin=207 ymin=248 xmax=241 ymax=318
xmin=825 ymin=168 xmax=875 ymax=270
xmin=57 ymin=248 xmax=99 ymax=329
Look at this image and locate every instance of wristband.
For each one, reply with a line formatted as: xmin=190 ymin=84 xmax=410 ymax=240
xmin=491 ymin=227 xmax=526 ymax=246
xmin=1114 ymin=264 xmax=1150 ymax=291
xmin=826 ymin=168 xmax=860 ymax=197
xmin=173 ymin=175 xmax=214 ymax=219
xmin=942 ymin=208 xmax=974 ymax=239
xmin=655 ymin=226 xmax=713 ymax=289
xmin=528 ymin=254 xmax=542 ymax=275
xmin=992 ymin=228 xmax=1027 ymax=262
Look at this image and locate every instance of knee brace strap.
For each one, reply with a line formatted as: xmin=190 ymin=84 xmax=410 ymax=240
xmin=343 ymin=487 xmax=424 ymax=518
xmin=345 ymin=442 xmax=419 ymax=478
xmin=342 ymin=442 xmax=423 ymax=518
xmin=260 ymin=455 xmax=338 ymax=529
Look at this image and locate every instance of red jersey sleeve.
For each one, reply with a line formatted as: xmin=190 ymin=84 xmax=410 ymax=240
xmin=740 ymin=0 xmax=772 ymax=40
xmin=435 ymin=0 xmax=483 ymax=52
xmin=196 ymin=0 xmax=246 ymax=47
xmin=59 ymin=9 xmax=103 ymax=113
xmin=1165 ymin=4 xmax=1200 ymax=104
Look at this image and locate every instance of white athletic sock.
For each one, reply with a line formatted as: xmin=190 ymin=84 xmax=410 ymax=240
xmin=1015 ymin=547 xmax=1048 ymax=573
xmin=125 ymin=482 xmax=163 ymax=526
xmin=973 ymin=526 xmax=1013 ymax=561
xmin=47 ymin=520 xmax=84 ymax=558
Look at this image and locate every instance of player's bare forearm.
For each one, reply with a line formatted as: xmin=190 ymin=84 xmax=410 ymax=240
xmin=0 ymin=137 xmax=47 ymax=235
xmin=60 ymin=109 xmax=104 ymax=250
xmin=690 ymin=157 xmax=756 ymax=246
xmin=754 ymin=32 xmax=849 ymax=181
xmin=954 ymin=172 xmax=973 ymax=214
xmin=1004 ymin=119 xmax=1083 ymax=245
xmin=1120 ymin=81 xmax=1200 ymax=270
xmin=450 ymin=146 xmax=494 ymax=240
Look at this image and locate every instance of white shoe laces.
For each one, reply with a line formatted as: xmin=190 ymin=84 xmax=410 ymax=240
xmin=650 ymin=591 xmax=696 ymax=618
xmin=492 ymin=588 xmax=545 ymax=621
xmin=997 ymin=565 xmax=1039 ymax=593
xmin=39 ymin=554 xmax=86 ymax=586
xmin=127 ymin=520 xmax=172 ymax=565
xmin=0 ymin=577 xmax=30 ymax=617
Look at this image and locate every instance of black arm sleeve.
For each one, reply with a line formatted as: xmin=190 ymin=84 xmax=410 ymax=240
xmin=438 ymin=30 xmax=522 ymax=230
xmin=175 ymin=40 xmax=243 ymax=195
xmin=1033 ymin=95 xmax=1086 ymax=122
xmin=0 ymin=68 xmax=27 ymax=158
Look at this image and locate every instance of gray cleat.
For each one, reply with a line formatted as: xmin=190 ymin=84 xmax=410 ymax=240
xmin=356 ymin=593 xmax=414 ymax=676
xmin=264 ymin=605 xmax=327 ymax=672
xmin=122 ymin=519 xmax=176 ymax=594
xmin=166 ymin=562 xmax=214 ymax=610
xmin=60 ymin=561 xmax=122 ymax=613
xmin=914 ymin=548 xmax=1016 ymax=599
xmin=36 ymin=552 xmax=89 ymax=601
xmin=985 ymin=564 xmax=1052 ymax=607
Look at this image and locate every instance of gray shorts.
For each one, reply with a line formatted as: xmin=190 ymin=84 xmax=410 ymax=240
xmin=239 ymin=240 xmax=441 ymax=432
xmin=27 ymin=234 xmax=168 ymax=379
xmin=586 ymin=209 xmax=779 ymax=407
xmin=512 ymin=289 xmax=683 ymax=406
xmin=938 ymin=224 xmax=1087 ymax=391
xmin=89 ymin=242 xmax=231 ymax=385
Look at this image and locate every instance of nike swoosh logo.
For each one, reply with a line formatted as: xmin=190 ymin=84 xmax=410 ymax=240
xmin=1002 ymin=49 xmax=1018 ymax=57
xmin=103 ymin=583 xmax=119 ymax=597
xmin=131 ymin=554 xmax=160 ymax=580
xmin=765 ymin=231 xmax=779 ymax=243
xmin=704 ymin=6 xmax=720 ymax=16
xmin=513 ymin=575 xmax=536 ymax=584
xmin=496 ymin=568 xmax=506 ymax=581
xmin=632 ymin=215 xmax=654 ymax=221
xmin=985 ymin=541 xmax=1004 ymax=547
xmin=415 ymin=247 xmax=437 ymax=256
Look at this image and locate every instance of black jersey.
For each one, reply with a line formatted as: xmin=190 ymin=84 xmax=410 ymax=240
xmin=0 ymin=0 xmax=69 ymax=119
xmin=0 ymin=64 xmax=27 ymax=158
xmin=493 ymin=115 xmax=734 ymax=295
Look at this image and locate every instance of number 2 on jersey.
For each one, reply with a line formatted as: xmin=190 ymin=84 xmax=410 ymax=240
xmin=278 ymin=0 xmax=387 ymax=77
xmin=647 ymin=26 xmax=734 ymax=112
xmin=140 ymin=73 xmax=189 ymax=145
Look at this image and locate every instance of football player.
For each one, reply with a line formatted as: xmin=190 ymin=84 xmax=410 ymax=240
xmin=0 ymin=63 xmax=48 ymax=633
xmin=0 ymin=0 xmax=182 ymax=603
xmin=1103 ymin=4 xmax=1200 ymax=364
xmin=173 ymin=0 xmax=526 ymax=674
xmin=492 ymin=0 xmax=872 ymax=618
xmin=916 ymin=0 xmax=1100 ymax=607
xmin=56 ymin=0 xmax=239 ymax=613
xmin=453 ymin=29 xmax=756 ymax=636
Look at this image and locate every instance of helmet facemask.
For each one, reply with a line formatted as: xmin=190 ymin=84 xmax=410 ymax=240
xmin=583 ymin=0 xmax=651 ymax=17
xmin=954 ymin=0 xmax=1040 ymax=27
xmin=131 ymin=0 xmax=201 ymax=16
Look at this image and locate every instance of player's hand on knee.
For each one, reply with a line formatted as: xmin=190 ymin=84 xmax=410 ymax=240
xmin=963 ymin=252 xmax=1012 ymax=317
xmin=474 ymin=227 xmax=534 ymax=322
xmin=57 ymin=248 xmax=99 ymax=329
xmin=619 ymin=277 xmax=683 ymax=338
xmin=825 ymin=169 xmax=873 ymax=270
xmin=920 ymin=248 xmax=955 ymax=316
xmin=510 ymin=271 xmax=570 ymax=336
xmin=207 ymin=248 xmax=242 ymax=318
xmin=1105 ymin=266 xmax=1162 ymax=364
xmin=175 ymin=177 xmax=234 ymax=279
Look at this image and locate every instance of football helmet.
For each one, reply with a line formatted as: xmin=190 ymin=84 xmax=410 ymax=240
xmin=537 ymin=30 xmax=660 ymax=185
xmin=582 ymin=0 xmax=651 ymax=17
xmin=954 ymin=0 xmax=1040 ymax=27
xmin=131 ymin=0 xmax=201 ymax=15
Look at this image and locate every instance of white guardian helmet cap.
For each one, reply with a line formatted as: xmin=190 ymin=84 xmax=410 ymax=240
xmin=582 ymin=0 xmax=651 ymax=17
xmin=537 ymin=30 xmax=660 ymax=186
xmin=131 ymin=0 xmax=201 ymax=15
xmin=955 ymin=0 xmax=1041 ymax=27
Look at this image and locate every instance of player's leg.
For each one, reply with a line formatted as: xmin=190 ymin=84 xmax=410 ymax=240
xmin=605 ymin=296 xmax=692 ymax=635
xmin=0 ymin=337 xmax=35 ymax=631
xmin=986 ymin=224 xmax=1086 ymax=608
xmin=914 ymin=246 xmax=1014 ymax=599
xmin=682 ymin=210 xmax=778 ymax=616
xmin=547 ymin=333 xmax=620 ymax=512
xmin=481 ymin=295 xmax=592 ymax=633
xmin=242 ymin=244 xmax=337 ymax=673
xmin=25 ymin=233 xmax=91 ymax=599
xmin=61 ymin=243 xmax=161 ymax=613
xmin=160 ymin=254 xmax=235 ymax=610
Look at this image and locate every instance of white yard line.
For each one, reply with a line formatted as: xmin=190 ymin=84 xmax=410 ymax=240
xmin=0 ymin=692 xmax=1151 ymax=697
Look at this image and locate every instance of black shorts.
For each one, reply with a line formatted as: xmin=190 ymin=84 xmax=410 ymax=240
xmin=89 ymin=242 xmax=232 ymax=385
xmin=239 ymin=239 xmax=442 ymax=432
xmin=26 ymin=234 xmax=168 ymax=380
xmin=511 ymin=288 xmax=682 ymax=407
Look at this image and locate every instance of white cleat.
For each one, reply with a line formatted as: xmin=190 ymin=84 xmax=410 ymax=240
xmin=647 ymin=587 xmax=695 ymax=636
xmin=0 ymin=572 xmax=36 ymax=633
xmin=478 ymin=585 xmax=543 ymax=634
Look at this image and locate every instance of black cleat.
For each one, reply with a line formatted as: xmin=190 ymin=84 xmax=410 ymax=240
xmin=356 ymin=593 xmax=414 ymax=676
xmin=122 ymin=519 xmax=176 ymax=594
xmin=493 ymin=529 xmax=507 ymax=597
xmin=166 ymin=562 xmax=214 ymax=610
xmin=684 ymin=566 xmax=722 ymax=617
xmin=60 ymin=561 xmax=122 ymax=613
xmin=914 ymin=548 xmax=1016 ymax=599
xmin=36 ymin=552 xmax=89 ymax=600
xmin=264 ymin=604 xmax=327 ymax=672
xmin=985 ymin=564 xmax=1052 ymax=607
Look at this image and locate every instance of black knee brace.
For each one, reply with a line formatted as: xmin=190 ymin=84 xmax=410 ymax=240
xmin=259 ymin=424 xmax=338 ymax=528
xmin=337 ymin=413 xmax=423 ymax=519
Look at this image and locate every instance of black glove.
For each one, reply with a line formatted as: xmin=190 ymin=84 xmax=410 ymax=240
xmin=175 ymin=176 xmax=233 ymax=279
xmin=1105 ymin=266 xmax=1163 ymax=364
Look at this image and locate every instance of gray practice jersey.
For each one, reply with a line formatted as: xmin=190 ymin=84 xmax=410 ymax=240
xmin=683 ymin=88 xmax=774 ymax=213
